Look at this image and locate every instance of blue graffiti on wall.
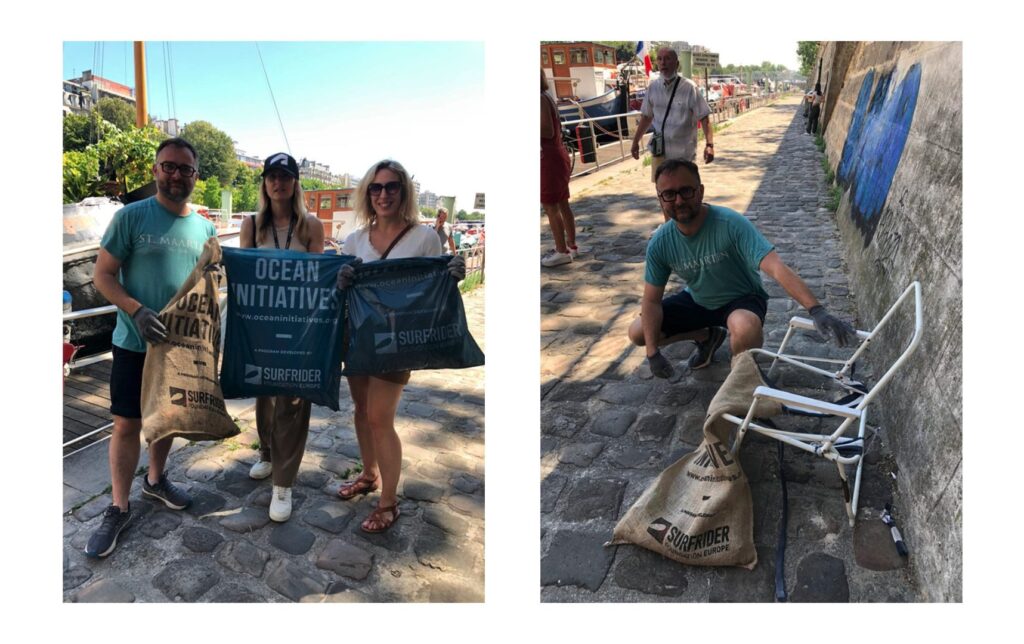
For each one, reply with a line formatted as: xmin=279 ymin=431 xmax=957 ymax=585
xmin=837 ymin=63 xmax=922 ymax=247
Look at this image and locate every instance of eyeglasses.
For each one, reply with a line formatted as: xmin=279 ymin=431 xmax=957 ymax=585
xmin=368 ymin=181 xmax=402 ymax=196
xmin=657 ymin=186 xmax=698 ymax=202
xmin=158 ymin=161 xmax=197 ymax=178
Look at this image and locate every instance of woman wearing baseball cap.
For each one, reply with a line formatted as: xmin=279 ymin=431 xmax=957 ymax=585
xmin=240 ymin=152 xmax=325 ymax=522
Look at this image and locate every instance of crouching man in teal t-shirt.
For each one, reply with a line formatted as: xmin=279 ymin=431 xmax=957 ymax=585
xmin=85 ymin=138 xmax=216 ymax=558
xmin=626 ymin=159 xmax=855 ymax=378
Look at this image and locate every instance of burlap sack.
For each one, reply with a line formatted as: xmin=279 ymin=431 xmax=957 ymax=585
xmin=141 ymin=237 xmax=239 ymax=444
xmin=607 ymin=351 xmax=782 ymax=569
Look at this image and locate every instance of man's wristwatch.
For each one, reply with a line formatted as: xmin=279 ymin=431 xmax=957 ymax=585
xmin=706 ymin=143 xmax=714 ymax=147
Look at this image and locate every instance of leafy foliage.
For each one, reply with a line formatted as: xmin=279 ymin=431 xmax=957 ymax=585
xmin=62 ymin=125 xmax=165 ymax=203
xmin=180 ymin=120 xmax=237 ymax=186
xmin=301 ymin=177 xmax=330 ymax=191
xmin=96 ymin=97 xmax=137 ymax=131
xmin=420 ymin=206 xmax=437 ymax=219
xmin=797 ymin=41 xmax=820 ymax=78
xmin=202 ymin=176 xmax=223 ymax=208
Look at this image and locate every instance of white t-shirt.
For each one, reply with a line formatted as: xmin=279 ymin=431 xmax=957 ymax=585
xmin=640 ymin=76 xmax=712 ymax=161
xmin=343 ymin=223 xmax=441 ymax=261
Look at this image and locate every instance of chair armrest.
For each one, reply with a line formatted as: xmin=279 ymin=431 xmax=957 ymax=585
xmin=753 ymin=385 xmax=863 ymax=418
xmin=789 ymin=315 xmax=871 ymax=340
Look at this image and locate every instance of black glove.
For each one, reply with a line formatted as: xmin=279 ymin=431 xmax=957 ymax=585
xmin=447 ymin=255 xmax=466 ymax=281
xmin=647 ymin=350 xmax=674 ymax=379
xmin=809 ymin=305 xmax=855 ymax=348
xmin=336 ymin=257 xmax=363 ymax=290
xmin=132 ymin=306 xmax=167 ymax=344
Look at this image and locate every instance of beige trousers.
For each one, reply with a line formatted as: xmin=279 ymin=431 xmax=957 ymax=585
xmin=255 ymin=395 xmax=312 ymax=487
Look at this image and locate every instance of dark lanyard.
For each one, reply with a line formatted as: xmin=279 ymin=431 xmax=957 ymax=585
xmin=271 ymin=215 xmax=296 ymax=250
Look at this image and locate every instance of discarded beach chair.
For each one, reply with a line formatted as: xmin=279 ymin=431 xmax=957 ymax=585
xmin=727 ymin=282 xmax=922 ymax=526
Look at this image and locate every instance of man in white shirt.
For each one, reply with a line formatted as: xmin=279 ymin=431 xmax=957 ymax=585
xmin=631 ymin=47 xmax=715 ymax=205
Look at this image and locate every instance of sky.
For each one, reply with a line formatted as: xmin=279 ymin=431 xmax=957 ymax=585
xmin=63 ymin=41 xmax=485 ymax=212
xmin=694 ymin=38 xmax=802 ymax=71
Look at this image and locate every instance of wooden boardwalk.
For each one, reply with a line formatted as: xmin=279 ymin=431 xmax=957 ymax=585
xmin=63 ymin=358 xmax=113 ymax=456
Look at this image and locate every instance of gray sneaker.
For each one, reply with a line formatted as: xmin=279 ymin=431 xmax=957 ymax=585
xmin=687 ymin=326 xmax=727 ymax=369
xmin=84 ymin=505 xmax=132 ymax=558
xmin=142 ymin=474 xmax=192 ymax=510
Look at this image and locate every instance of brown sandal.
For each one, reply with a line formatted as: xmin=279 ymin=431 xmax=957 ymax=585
xmin=360 ymin=502 xmax=400 ymax=533
xmin=337 ymin=473 xmax=379 ymax=500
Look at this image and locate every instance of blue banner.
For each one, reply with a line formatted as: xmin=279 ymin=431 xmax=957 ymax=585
xmin=220 ymin=247 xmax=356 ymax=410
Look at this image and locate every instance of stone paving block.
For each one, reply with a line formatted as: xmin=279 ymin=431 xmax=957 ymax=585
xmin=653 ymin=385 xmax=699 ymax=408
xmin=73 ymin=494 xmax=113 ymax=522
xmin=72 ymin=578 xmax=135 ymax=603
xmin=316 ymin=539 xmax=374 ymax=580
xmin=590 ymin=408 xmax=637 ymax=437
xmin=635 ymin=413 xmax=675 ymax=442
xmin=561 ymin=478 xmax=627 ymax=522
xmin=269 ymin=522 xmax=317 ymax=555
xmin=453 ymin=473 xmax=482 ymax=495
xmin=854 ymin=519 xmax=908 ymax=571
xmin=541 ymin=473 xmax=568 ymax=514
xmin=423 ymin=505 xmax=471 ymax=536
xmin=319 ymin=456 xmax=358 ymax=477
xmin=303 ymin=501 xmax=356 ymax=534
xmin=63 ymin=565 xmax=93 ymax=592
xmin=549 ymin=382 xmax=603 ymax=403
xmin=415 ymin=525 xmax=479 ymax=572
xmin=152 ymin=558 xmax=220 ymax=602
xmin=446 ymin=494 xmax=484 ymax=519
xmin=610 ymin=447 xmax=660 ymax=469
xmin=296 ymin=467 xmax=330 ymax=489
xmin=790 ymin=552 xmax=850 ymax=602
xmin=181 ymin=526 xmax=223 ymax=553
xmin=322 ymin=582 xmax=373 ymax=602
xmin=707 ymin=546 xmax=776 ymax=602
xmin=219 ymin=507 xmax=271 ymax=533
xmin=558 ymin=442 xmax=604 ymax=467
xmin=542 ymin=402 xmax=589 ymax=438
xmin=215 ymin=468 xmax=263 ymax=498
xmin=541 ymin=529 xmax=616 ymax=592
xmin=185 ymin=459 xmax=223 ymax=481
xmin=206 ymin=583 xmax=265 ymax=603
xmin=138 ymin=510 xmax=183 ymax=540
xmin=403 ymin=479 xmax=446 ymax=503
xmin=265 ymin=559 xmax=327 ymax=602
xmin=428 ymin=577 xmax=485 ymax=603
xmin=613 ymin=547 xmax=690 ymax=597
xmin=185 ymin=489 xmax=228 ymax=517
xmin=216 ymin=539 xmax=270 ymax=577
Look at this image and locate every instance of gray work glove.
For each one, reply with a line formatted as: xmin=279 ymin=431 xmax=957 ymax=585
xmin=647 ymin=350 xmax=674 ymax=379
xmin=336 ymin=258 xmax=363 ymax=290
xmin=809 ymin=305 xmax=855 ymax=348
xmin=447 ymin=255 xmax=466 ymax=281
xmin=132 ymin=306 xmax=167 ymax=344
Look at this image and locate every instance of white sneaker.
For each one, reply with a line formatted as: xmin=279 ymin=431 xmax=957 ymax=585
xmin=568 ymin=244 xmax=580 ymax=259
xmin=269 ymin=486 xmax=292 ymax=522
xmin=249 ymin=460 xmax=272 ymax=480
xmin=541 ymin=249 xmax=572 ymax=267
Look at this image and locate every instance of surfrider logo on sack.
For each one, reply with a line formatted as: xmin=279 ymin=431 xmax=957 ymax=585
xmin=647 ymin=517 xmax=732 ymax=558
xmin=167 ymin=387 xmax=228 ymax=413
xmin=169 ymin=387 xmax=187 ymax=407
xmin=375 ymin=333 xmax=397 ymax=354
xmin=244 ymin=364 xmax=262 ymax=385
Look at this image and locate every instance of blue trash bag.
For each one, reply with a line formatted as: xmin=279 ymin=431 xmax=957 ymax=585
xmin=220 ymin=247 xmax=357 ymax=411
xmin=342 ymin=256 xmax=485 ymax=376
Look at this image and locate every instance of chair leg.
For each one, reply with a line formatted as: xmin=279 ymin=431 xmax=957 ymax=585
xmin=836 ymin=461 xmax=855 ymax=527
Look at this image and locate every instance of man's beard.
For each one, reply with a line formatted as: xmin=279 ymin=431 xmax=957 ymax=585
xmin=158 ymin=178 xmax=192 ymax=203
xmin=666 ymin=201 xmax=700 ymax=225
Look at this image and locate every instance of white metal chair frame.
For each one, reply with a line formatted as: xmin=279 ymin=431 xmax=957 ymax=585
xmin=727 ymin=282 xmax=923 ymax=526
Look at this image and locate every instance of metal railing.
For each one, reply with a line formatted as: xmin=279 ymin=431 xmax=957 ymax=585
xmin=560 ymin=92 xmax=783 ymax=179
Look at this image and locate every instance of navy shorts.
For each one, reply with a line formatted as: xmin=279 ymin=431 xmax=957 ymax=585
xmin=110 ymin=345 xmax=146 ymax=419
xmin=661 ymin=290 xmax=768 ymax=337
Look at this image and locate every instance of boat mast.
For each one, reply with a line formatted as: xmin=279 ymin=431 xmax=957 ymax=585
xmin=133 ymin=41 xmax=147 ymax=127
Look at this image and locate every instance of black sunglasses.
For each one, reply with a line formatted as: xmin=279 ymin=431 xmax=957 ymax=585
xmin=368 ymin=181 xmax=402 ymax=196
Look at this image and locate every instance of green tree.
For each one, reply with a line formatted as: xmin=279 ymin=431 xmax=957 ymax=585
xmin=96 ymin=97 xmax=137 ymax=131
xmin=62 ymin=150 xmax=100 ymax=203
xmin=456 ymin=209 xmax=468 ymax=220
xmin=202 ymin=176 xmax=222 ymax=208
xmin=420 ymin=206 xmax=437 ymax=219
xmin=180 ymin=120 xmax=237 ymax=186
xmin=235 ymin=180 xmax=260 ymax=212
xmin=797 ymin=41 xmax=819 ymax=78
xmin=301 ymin=178 xmax=329 ymax=192
xmin=232 ymin=161 xmax=257 ymax=188
xmin=63 ymin=125 xmax=165 ymax=202
xmin=469 ymin=211 xmax=484 ymax=220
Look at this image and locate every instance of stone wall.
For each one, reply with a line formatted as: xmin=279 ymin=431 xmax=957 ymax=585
xmin=818 ymin=41 xmax=962 ymax=601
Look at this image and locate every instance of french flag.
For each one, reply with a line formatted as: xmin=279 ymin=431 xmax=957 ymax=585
xmin=636 ymin=41 xmax=652 ymax=77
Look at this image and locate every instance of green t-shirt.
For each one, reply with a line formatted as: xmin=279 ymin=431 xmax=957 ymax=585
xmin=100 ymin=196 xmax=216 ymax=352
xmin=644 ymin=204 xmax=774 ymax=310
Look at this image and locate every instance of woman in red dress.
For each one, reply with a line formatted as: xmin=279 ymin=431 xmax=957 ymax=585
xmin=540 ymin=69 xmax=578 ymax=267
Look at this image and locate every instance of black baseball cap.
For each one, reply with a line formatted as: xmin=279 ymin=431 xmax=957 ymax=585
xmin=262 ymin=152 xmax=299 ymax=179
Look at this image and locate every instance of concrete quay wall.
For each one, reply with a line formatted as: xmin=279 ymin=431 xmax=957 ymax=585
xmin=818 ymin=41 xmax=962 ymax=601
